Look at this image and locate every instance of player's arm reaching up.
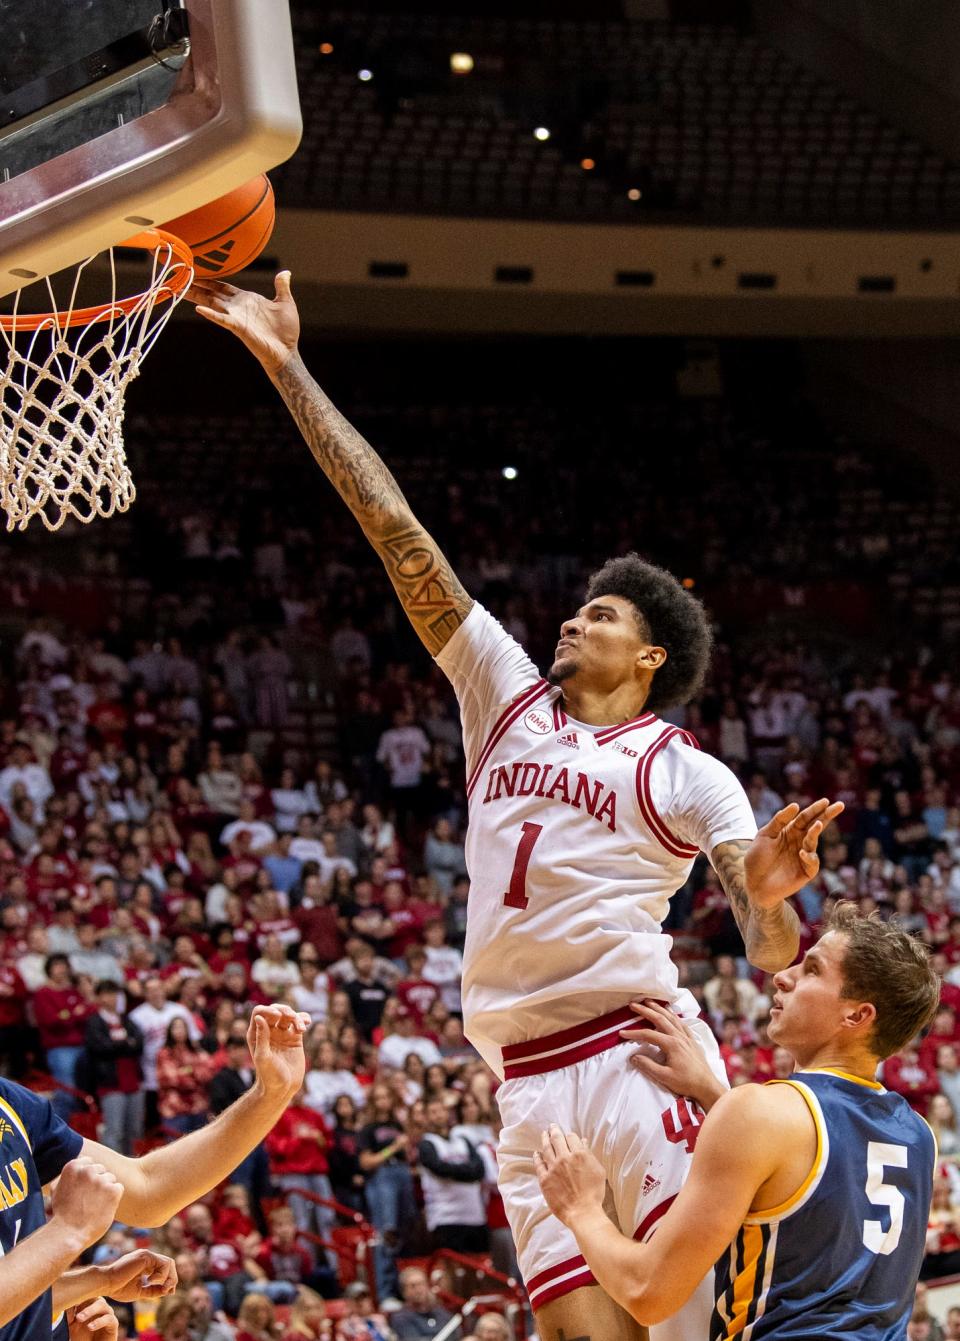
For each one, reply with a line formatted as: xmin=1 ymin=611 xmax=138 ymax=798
xmin=191 ymin=273 xmax=473 ymax=657
xmin=713 ymin=798 xmax=844 ymax=972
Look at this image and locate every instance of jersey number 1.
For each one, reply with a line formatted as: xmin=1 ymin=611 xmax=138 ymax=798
xmin=503 ymin=822 xmax=544 ymax=910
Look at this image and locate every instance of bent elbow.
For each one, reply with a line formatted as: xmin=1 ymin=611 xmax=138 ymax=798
xmin=629 ymin=1290 xmax=678 ymax=1328
xmin=626 ymin=1295 xmax=662 ymax=1328
xmin=624 ymin=1274 xmax=673 ymax=1328
xmin=746 ymin=934 xmax=799 ymax=975
xmin=747 ymin=948 xmax=795 ymax=975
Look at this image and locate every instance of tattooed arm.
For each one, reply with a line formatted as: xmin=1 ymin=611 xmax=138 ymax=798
xmin=191 ymin=273 xmax=473 ymax=657
xmin=271 ymin=355 xmax=472 ymax=655
xmin=711 ymin=839 xmax=800 ymax=973
xmin=711 ymin=798 xmax=844 ymax=973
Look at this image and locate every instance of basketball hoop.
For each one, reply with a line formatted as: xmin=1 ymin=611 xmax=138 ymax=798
xmin=0 ymin=228 xmax=194 ymax=532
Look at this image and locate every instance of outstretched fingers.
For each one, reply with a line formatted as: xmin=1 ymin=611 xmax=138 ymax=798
xmin=760 ymin=802 xmax=800 ymax=836
xmin=186 ymin=278 xmax=240 ymax=305
xmin=801 ymin=819 xmax=824 ymax=853
xmin=793 ymin=797 xmax=845 ymax=831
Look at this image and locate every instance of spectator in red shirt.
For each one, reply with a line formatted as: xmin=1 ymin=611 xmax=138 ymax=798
xmin=382 ymin=882 xmax=424 ymax=961
xmin=266 ymin=1085 xmax=337 ymax=1263
xmin=883 ymin=1042 xmax=941 ymax=1115
xmin=395 ymin=945 xmax=440 ymax=1026
xmin=223 ymin=831 xmax=263 ymax=892
xmin=0 ymin=959 xmax=28 ymax=1076
xmin=87 ymin=681 xmax=129 ymax=747
xmin=33 ymin=951 xmax=94 ymax=1113
xmin=156 ymin=1016 xmax=218 ymax=1135
xmin=254 ymin=1206 xmax=328 ymax=1301
xmin=292 ymin=874 xmax=343 ymax=967
xmin=82 ymin=979 xmax=145 ymax=1154
xmin=185 ymin=1201 xmax=261 ymax=1316
xmin=920 ymin=1004 xmax=960 ymax=1071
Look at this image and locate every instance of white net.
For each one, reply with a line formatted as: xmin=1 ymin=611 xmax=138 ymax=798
xmin=0 ymin=235 xmax=193 ymax=531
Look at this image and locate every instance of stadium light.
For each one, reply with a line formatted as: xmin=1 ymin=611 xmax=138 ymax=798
xmin=451 ymin=52 xmax=474 ymax=73
xmin=358 ymin=68 xmax=373 ymax=81
xmin=533 ymin=127 xmax=551 ymax=142
xmin=319 ymin=42 xmax=334 ymax=55
xmin=627 ymin=187 xmax=642 ymax=200
xmin=502 ymin=466 xmax=518 ymax=481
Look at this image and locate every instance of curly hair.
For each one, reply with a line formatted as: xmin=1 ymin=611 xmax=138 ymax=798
xmin=585 ymin=553 xmax=712 ymax=711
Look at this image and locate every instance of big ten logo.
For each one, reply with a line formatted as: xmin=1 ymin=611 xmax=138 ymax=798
xmin=524 ymin=707 xmax=553 ymax=735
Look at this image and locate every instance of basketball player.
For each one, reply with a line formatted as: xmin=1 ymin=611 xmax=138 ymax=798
xmin=192 ymin=271 xmax=842 ymax=1340
xmin=536 ymin=905 xmax=940 ymax=1339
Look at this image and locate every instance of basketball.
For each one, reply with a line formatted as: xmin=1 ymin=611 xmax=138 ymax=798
xmin=161 ymin=174 xmax=275 ymax=278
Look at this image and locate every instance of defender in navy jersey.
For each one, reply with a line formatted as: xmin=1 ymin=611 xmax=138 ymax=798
xmin=536 ymin=905 xmax=941 ymax=1340
xmin=0 ymin=1079 xmax=83 ymax=1341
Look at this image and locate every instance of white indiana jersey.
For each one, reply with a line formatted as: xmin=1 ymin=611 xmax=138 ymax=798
xmin=437 ymin=603 xmax=757 ymax=1077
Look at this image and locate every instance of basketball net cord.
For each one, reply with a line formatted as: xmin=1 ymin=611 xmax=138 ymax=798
xmin=0 ymin=237 xmax=193 ymax=532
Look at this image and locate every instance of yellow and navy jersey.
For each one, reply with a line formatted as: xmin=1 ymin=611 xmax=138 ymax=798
xmin=0 ymin=1078 xmax=83 ymax=1341
xmin=712 ymin=1068 xmax=935 ymax=1341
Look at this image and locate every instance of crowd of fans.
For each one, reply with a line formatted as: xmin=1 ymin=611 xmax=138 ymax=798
xmin=3 ymin=341 xmax=960 ymax=1334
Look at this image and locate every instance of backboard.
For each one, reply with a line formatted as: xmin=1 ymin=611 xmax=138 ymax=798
xmin=0 ymin=0 xmax=302 ymax=298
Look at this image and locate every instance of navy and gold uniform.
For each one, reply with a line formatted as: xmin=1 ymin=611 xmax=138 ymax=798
xmin=0 ymin=1078 xmax=83 ymax=1341
xmin=712 ymin=1068 xmax=935 ymax=1341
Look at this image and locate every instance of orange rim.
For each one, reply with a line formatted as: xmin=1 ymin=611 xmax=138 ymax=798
xmin=0 ymin=228 xmax=194 ymax=332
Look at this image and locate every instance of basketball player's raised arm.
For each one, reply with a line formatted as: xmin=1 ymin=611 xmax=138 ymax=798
xmin=712 ymin=798 xmax=844 ymax=973
xmin=191 ymin=273 xmax=473 ymax=657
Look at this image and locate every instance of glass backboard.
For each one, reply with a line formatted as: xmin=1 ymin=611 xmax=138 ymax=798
xmin=0 ymin=0 xmax=302 ymax=297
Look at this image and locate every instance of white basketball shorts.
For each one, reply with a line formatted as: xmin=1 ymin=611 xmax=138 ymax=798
xmin=496 ymin=1004 xmax=728 ymax=1341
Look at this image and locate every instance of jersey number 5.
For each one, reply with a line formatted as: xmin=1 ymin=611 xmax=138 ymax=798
xmin=862 ymin=1141 xmax=908 ymax=1256
xmin=502 ymin=822 xmax=544 ymax=910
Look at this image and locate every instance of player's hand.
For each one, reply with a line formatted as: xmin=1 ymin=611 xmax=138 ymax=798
xmin=190 ymin=271 xmax=300 ymax=375
xmin=68 ymin=1298 xmax=118 ymax=1341
xmin=98 ymin=1249 xmax=178 ymax=1303
xmin=51 ymin=1157 xmax=124 ymax=1244
xmin=621 ymin=1001 xmax=726 ymax=1112
xmin=744 ymin=799 xmax=844 ymax=908
xmin=533 ymin=1125 xmax=606 ymax=1227
xmin=248 ymin=1003 xmax=310 ymax=1099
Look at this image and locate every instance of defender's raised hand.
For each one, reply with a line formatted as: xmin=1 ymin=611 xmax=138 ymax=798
xmin=745 ymin=798 xmax=844 ymax=909
xmin=247 ymin=1004 xmax=310 ymax=1099
xmin=190 ymin=271 xmax=300 ymax=375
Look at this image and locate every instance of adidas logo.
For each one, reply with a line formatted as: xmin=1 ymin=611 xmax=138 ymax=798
xmin=557 ymin=732 xmax=579 ymax=749
xmin=642 ymin=1172 xmax=661 ymax=1197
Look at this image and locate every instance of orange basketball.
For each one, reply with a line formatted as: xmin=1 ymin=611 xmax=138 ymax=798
xmin=162 ymin=175 xmax=275 ymax=278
